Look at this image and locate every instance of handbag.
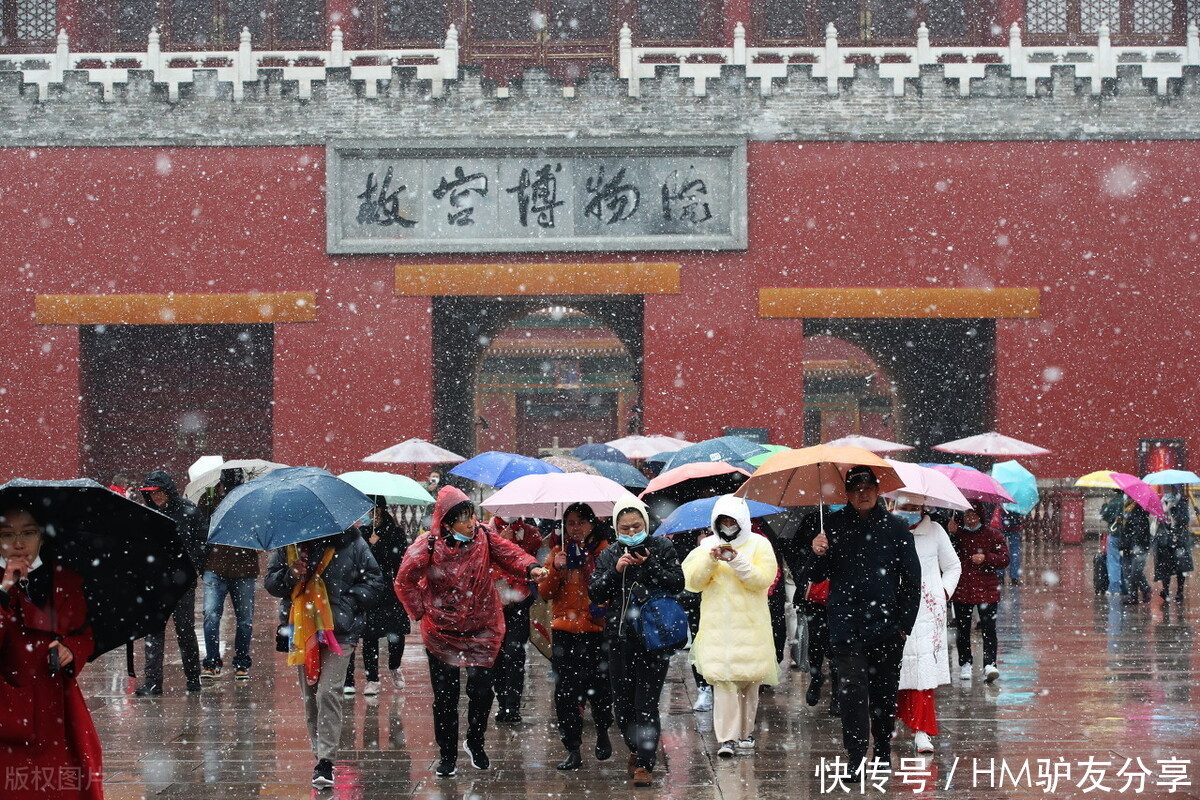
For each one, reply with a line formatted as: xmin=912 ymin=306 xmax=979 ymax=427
xmin=630 ymin=589 xmax=689 ymax=653
xmin=805 ymin=579 xmax=830 ymax=604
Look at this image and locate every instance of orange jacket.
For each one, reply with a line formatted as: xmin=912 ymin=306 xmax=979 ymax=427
xmin=537 ymin=539 xmax=610 ymax=634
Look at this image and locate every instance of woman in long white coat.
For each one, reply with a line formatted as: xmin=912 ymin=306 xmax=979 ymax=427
xmin=892 ymin=494 xmax=961 ymax=754
xmin=682 ymin=494 xmax=778 ymax=758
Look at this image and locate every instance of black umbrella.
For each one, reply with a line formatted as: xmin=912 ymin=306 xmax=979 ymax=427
xmin=0 ymin=478 xmax=195 ymax=660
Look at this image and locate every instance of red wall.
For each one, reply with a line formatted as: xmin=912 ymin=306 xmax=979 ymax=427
xmin=1 ymin=141 xmax=1196 ymax=481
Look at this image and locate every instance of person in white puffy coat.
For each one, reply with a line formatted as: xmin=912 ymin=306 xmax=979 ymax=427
xmin=682 ymin=495 xmax=779 ymax=757
xmin=892 ymin=494 xmax=961 ymax=754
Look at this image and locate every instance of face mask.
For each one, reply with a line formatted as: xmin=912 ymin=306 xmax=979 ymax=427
xmin=451 ymin=531 xmax=474 ymax=543
xmin=717 ymin=524 xmax=740 ymax=541
xmin=963 ymin=523 xmax=981 ymax=532
xmin=894 ymin=510 xmax=923 ymax=528
xmin=617 ymin=531 xmax=649 ymax=548
xmin=829 ymin=504 xmax=846 ymax=513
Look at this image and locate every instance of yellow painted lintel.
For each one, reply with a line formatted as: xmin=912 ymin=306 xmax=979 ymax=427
xmin=759 ymin=287 xmax=1040 ymax=319
xmin=395 ymin=263 xmax=680 ymax=297
xmin=36 ymin=292 xmax=318 ymax=325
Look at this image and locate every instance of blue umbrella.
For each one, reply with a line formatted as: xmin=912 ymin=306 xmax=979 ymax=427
xmin=572 ymin=443 xmax=630 ymax=463
xmin=583 ymin=459 xmax=649 ymax=490
xmin=654 ymin=496 xmax=786 ymax=537
xmin=209 ymin=467 xmax=374 ymax=551
xmin=449 ymin=451 xmax=565 ymax=488
xmin=661 ymin=436 xmax=769 ymax=474
xmin=990 ymin=460 xmax=1039 ymax=515
xmin=1143 ymin=469 xmax=1200 ymax=486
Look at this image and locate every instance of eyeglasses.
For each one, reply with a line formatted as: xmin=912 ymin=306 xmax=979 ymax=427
xmin=0 ymin=530 xmax=40 ymax=543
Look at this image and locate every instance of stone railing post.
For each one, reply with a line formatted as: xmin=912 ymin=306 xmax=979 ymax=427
xmin=1095 ymin=20 xmax=1113 ymax=94
xmin=1008 ymin=22 xmax=1032 ymax=95
xmin=733 ymin=22 xmax=747 ymax=66
xmin=238 ymin=27 xmax=255 ymax=83
xmin=824 ymin=23 xmax=840 ymax=95
xmin=916 ymin=22 xmax=931 ymax=65
xmin=331 ymin=25 xmax=345 ymax=68
xmin=147 ymin=26 xmax=163 ymax=75
xmin=53 ymin=29 xmax=69 ymax=80
xmin=1187 ymin=20 xmax=1199 ymax=65
xmin=444 ymin=24 xmax=459 ymax=78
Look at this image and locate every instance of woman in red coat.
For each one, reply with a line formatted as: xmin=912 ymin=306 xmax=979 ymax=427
xmin=394 ymin=487 xmax=548 ymax=778
xmin=0 ymin=505 xmax=103 ymax=800
xmin=951 ymin=501 xmax=1010 ymax=684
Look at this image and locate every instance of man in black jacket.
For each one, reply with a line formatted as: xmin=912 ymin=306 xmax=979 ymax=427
xmin=811 ymin=466 xmax=921 ymax=770
xmin=136 ymin=468 xmax=208 ymax=695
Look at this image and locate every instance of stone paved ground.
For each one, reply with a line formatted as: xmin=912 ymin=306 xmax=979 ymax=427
xmin=81 ymin=538 xmax=1200 ymax=799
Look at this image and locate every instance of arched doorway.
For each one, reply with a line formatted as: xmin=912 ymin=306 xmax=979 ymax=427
xmin=432 ymin=296 xmax=643 ymax=457
xmin=801 ymin=318 xmax=995 ymax=458
xmin=802 ymin=334 xmax=903 ymax=445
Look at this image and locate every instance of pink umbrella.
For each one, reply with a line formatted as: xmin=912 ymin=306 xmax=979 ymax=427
xmin=933 ymin=431 xmax=1050 ymax=456
xmin=929 ymin=465 xmax=1015 ymax=504
xmin=640 ymin=461 xmax=750 ymax=499
xmin=481 ymin=472 xmax=634 ymax=519
xmin=884 ymin=460 xmax=970 ymax=510
xmin=1109 ymin=473 xmax=1168 ymax=521
xmin=824 ymin=435 xmax=914 ymax=453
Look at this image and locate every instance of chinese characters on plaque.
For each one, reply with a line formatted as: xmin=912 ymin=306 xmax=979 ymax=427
xmin=327 ymin=140 xmax=746 ymax=254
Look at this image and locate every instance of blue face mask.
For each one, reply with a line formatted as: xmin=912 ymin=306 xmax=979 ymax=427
xmin=829 ymin=504 xmax=846 ymax=513
xmin=963 ymin=523 xmax=981 ymax=532
xmin=894 ymin=510 xmax=923 ymax=527
xmin=451 ymin=531 xmax=474 ymax=543
xmin=617 ymin=531 xmax=649 ymax=548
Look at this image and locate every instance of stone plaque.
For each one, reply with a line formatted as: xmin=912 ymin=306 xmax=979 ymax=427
xmin=326 ymin=138 xmax=747 ymax=254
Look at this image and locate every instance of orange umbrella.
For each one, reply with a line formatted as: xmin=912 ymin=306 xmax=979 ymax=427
xmin=734 ymin=445 xmax=904 ymax=507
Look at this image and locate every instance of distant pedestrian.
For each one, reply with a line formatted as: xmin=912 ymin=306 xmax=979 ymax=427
xmin=951 ymin=501 xmax=1009 ymax=681
xmin=682 ymin=495 xmax=778 ymax=759
xmin=1100 ymin=490 xmax=1125 ymax=593
xmin=136 ymin=469 xmax=206 ymax=696
xmin=999 ymin=508 xmax=1024 ymax=585
xmin=1155 ymin=489 xmax=1193 ymax=603
xmin=810 ymin=466 xmax=921 ymax=771
xmin=344 ymin=500 xmax=410 ymax=696
xmin=266 ymin=527 xmax=387 ymax=789
xmin=537 ymin=502 xmax=614 ymax=771
xmin=781 ymin=507 xmax=840 ymax=716
xmin=589 ymin=497 xmax=684 ymax=788
xmin=490 ymin=516 xmax=542 ymax=724
xmin=892 ymin=494 xmax=960 ymax=754
xmin=394 ymin=487 xmax=546 ymax=778
xmin=1118 ymin=499 xmax=1152 ymax=606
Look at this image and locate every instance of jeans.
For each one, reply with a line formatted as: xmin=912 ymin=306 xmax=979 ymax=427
xmin=609 ymin=636 xmax=670 ymax=770
xmin=1005 ymin=531 xmax=1022 ymax=581
xmin=145 ymin=585 xmax=201 ymax=687
xmin=1106 ymin=536 xmax=1122 ymax=592
xmin=831 ymin=633 xmax=905 ymax=767
xmin=953 ymin=601 xmax=998 ymax=667
xmin=202 ymin=572 xmax=256 ymax=670
xmin=427 ymin=652 xmax=494 ymax=761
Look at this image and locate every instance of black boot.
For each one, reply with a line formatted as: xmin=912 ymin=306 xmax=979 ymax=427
xmin=557 ymin=750 xmax=583 ymax=771
xmin=806 ymin=672 xmax=825 ymax=707
xmin=595 ymin=729 xmax=613 ymax=761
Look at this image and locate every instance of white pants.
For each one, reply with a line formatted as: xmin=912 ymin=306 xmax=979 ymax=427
xmin=712 ymin=680 xmax=761 ymax=743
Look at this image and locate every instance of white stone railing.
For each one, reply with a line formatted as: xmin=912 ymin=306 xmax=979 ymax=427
xmin=619 ymin=21 xmax=1200 ymax=97
xmin=4 ymin=25 xmax=459 ymax=101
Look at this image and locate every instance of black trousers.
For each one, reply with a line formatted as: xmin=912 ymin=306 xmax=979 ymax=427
xmin=952 ymin=601 xmax=998 ymax=667
xmin=346 ymin=632 xmax=405 ymax=685
xmin=552 ymin=630 xmax=614 ymax=750
xmin=803 ymin=601 xmax=839 ymax=686
xmin=144 ymin=584 xmax=200 ymax=687
xmin=493 ymin=602 xmax=531 ymax=714
xmin=609 ymin=636 xmax=670 ymax=770
xmin=427 ymin=652 xmax=494 ymax=760
xmin=832 ymin=632 xmax=905 ymax=767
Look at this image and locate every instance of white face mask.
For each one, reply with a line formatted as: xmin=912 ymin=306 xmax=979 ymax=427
xmin=717 ymin=524 xmax=741 ymax=541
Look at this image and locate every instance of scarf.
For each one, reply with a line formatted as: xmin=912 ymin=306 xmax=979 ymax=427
xmin=286 ymin=544 xmax=342 ymax=686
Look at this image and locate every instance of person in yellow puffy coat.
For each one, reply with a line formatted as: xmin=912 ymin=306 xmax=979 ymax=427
xmin=682 ymin=494 xmax=779 ymax=757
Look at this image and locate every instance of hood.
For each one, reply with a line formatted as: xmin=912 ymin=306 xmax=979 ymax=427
xmin=611 ymin=494 xmax=650 ymax=534
xmin=430 ymin=485 xmax=473 ymax=534
xmin=710 ymin=494 xmax=753 ymax=545
xmin=141 ymin=469 xmax=181 ymax=504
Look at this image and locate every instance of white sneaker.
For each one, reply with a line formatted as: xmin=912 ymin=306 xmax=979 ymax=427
xmin=363 ymin=681 xmax=381 ymax=696
xmin=737 ymin=735 xmax=756 ymax=750
xmin=717 ymin=741 xmax=736 ymax=758
xmin=959 ymin=664 xmax=972 ymax=681
xmin=984 ymin=664 xmax=1000 ymax=683
xmin=913 ymin=731 xmax=934 ymax=753
xmin=342 ymin=684 xmax=356 ymax=696
xmin=390 ymin=669 xmax=405 ymax=689
xmin=693 ymin=686 xmax=714 ymax=712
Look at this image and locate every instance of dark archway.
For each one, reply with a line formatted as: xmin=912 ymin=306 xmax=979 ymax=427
xmin=802 ymin=318 xmax=995 ymax=462
xmin=432 ymin=296 xmax=643 ymax=457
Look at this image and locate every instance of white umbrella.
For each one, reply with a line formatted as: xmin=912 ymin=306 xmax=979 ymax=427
xmin=188 ymin=455 xmax=225 ymax=482
xmin=184 ymin=458 xmax=288 ymax=502
xmin=482 ymin=472 xmax=637 ymax=519
xmin=824 ymin=435 xmax=914 ymax=453
xmin=883 ymin=460 xmax=971 ymax=511
xmin=363 ymin=438 xmax=466 ymax=464
xmin=605 ymin=434 xmax=693 ymax=460
xmin=933 ymin=432 xmax=1051 ymax=457
xmin=339 ymin=471 xmax=435 ymax=506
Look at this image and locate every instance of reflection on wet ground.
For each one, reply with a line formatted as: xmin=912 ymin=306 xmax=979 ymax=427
xmin=82 ymin=540 xmax=1200 ymax=799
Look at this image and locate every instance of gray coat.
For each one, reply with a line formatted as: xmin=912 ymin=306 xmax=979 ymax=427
xmin=265 ymin=531 xmax=388 ymax=647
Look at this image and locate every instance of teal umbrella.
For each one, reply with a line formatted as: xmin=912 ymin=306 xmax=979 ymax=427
xmin=339 ymin=471 xmax=435 ymax=506
xmin=990 ymin=460 xmax=1039 ymax=515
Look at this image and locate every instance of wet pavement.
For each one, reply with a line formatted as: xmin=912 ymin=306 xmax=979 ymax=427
xmin=81 ymin=539 xmax=1200 ymax=799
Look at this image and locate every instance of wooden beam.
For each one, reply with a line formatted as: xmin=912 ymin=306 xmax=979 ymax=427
xmin=394 ymin=263 xmax=681 ymax=296
xmin=759 ymin=288 xmax=1040 ymax=319
xmin=35 ymin=292 xmax=319 ymax=325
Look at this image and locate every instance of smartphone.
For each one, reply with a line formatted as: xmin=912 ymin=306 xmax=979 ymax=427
xmin=565 ymin=540 xmax=585 ymax=569
xmin=628 ymin=544 xmax=651 ymax=558
xmin=48 ymin=646 xmax=60 ymax=676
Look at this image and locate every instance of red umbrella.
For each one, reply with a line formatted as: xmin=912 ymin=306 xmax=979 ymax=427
xmin=1110 ymin=473 xmax=1168 ymax=521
